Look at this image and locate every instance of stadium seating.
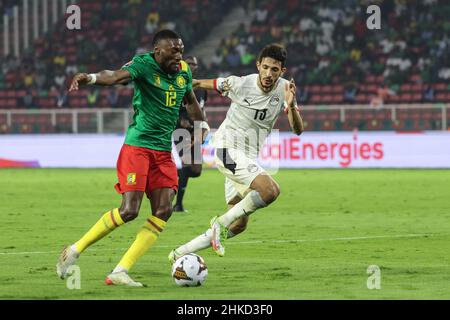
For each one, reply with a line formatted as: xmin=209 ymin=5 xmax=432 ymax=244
xmin=0 ymin=0 xmax=449 ymax=133
xmin=0 ymin=0 xmax=237 ymax=109
xmin=206 ymin=0 xmax=450 ymax=106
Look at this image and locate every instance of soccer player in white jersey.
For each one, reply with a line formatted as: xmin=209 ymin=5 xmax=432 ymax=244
xmin=169 ymin=44 xmax=304 ymax=261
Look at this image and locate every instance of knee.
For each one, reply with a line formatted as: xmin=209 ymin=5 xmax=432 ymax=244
xmin=154 ymin=205 xmax=173 ymax=221
xmin=261 ymin=183 xmax=280 ymax=205
xmin=119 ymin=206 xmax=140 ymax=222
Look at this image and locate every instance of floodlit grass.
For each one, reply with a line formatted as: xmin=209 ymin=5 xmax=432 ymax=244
xmin=0 ymin=169 xmax=449 ymax=299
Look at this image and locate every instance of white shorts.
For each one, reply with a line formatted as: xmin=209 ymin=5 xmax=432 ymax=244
xmin=214 ymin=148 xmax=265 ymax=203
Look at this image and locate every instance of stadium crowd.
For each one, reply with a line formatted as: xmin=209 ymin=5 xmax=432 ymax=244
xmin=209 ymin=0 xmax=449 ymax=104
xmin=0 ymin=0 xmax=236 ymax=108
xmin=0 ymin=0 xmax=449 ymax=114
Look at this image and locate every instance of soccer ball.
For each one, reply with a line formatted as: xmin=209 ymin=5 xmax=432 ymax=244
xmin=172 ymin=253 xmax=208 ymax=287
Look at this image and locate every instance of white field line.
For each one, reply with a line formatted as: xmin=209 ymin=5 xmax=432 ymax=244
xmin=0 ymin=233 xmax=444 ymax=256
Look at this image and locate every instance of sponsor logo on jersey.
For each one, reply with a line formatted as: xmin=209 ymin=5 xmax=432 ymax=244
xmin=176 ymin=75 xmax=186 ymax=88
xmin=218 ymin=79 xmax=231 ymax=93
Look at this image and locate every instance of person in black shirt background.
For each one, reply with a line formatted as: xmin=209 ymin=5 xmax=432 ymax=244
xmin=174 ymin=56 xmax=208 ymax=213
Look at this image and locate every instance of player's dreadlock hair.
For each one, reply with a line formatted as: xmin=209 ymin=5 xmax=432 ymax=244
xmin=258 ymin=44 xmax=288 ymax=67
xmin=152 ymin=29 xmax=181 ymax=46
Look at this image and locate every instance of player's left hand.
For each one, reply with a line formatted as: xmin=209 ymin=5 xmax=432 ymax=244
xmin=284 ymin=79 xmax=296 ymax=107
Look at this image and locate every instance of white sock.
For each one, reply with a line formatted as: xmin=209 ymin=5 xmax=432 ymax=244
xmin=70 ymin=244 xmax=80 ymax=255
xmin=176 ymin=229 xmax=213 ymax=256
xmin=176 ymin=227 xmax=239 ymax=256
xmin=218 ymin=190 xmax=266 ymax=227
xmin=112 ymin=265 xmax=128 ymax=274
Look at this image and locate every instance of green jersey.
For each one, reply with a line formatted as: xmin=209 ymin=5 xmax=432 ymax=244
xmin=122 ymin=52 xmax=193 ymax=151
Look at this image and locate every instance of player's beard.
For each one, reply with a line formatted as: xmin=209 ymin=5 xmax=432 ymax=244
xmin=158 ymin=59 xmax=179 ymax=74
xmin=167 ymin=61 xmax=180 ymax=74
xmin=259 ymin=77 xmax=275 ymax=92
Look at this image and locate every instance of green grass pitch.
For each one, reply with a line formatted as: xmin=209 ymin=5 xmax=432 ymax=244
xmin=0 ymin=168 xmax=449 ymax=300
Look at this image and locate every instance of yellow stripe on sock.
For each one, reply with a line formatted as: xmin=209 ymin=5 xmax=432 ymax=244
xmin=74 ymin=208 xmax=124 ymax=253
xmin=112 ymin=208 xmax=125 ymax=226
xmin=117 ymin=216 xmax=166 ymax=271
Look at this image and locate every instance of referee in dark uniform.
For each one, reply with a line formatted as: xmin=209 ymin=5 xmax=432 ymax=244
xmin=174 ymin=56 xmax=208 ymax=212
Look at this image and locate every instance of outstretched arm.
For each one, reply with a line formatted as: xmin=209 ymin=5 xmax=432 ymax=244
xmin=194 ymin=77 xmax=236 ymax=97
xmin=192 ymin=79 xmax=215 ymax=90
xmin=69 ymin=70 xmax=132 ymax=92
xmin=284 ymin=79 xmax=304 ymax=136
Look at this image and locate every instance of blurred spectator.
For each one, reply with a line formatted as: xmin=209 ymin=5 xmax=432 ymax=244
xmin=211 ymin=49 xmax=224 ymax=68
xmin=87 ymin=90 xmax=99 ymax=107
xmin=54 ymin=73 xmax=66 ymax=89
xmin=145 ymin=11 xmax=160 ymax=34
xmin=23 ymin=90 xmax=35 ymax=109
xmin=423 ymin=85 xmax=435 ymax=102
xmin=107 ymin=89 xmax=120 ymax=108
xmin=206 ymin=0 xmax=450 ymax=98
xmin=370 ymin=84 xmax=396 ymax=110
xmin=438 ymin=68 xmax=450 ymax=81
xmin=344 ymin=84 xmax=358 ymax=104
xmin=226 ymin=49 xmax=241 ymax=68
xmin=1 ymin=0 xmax=239 ymax=108
xmin=296 ymin=86 xmax=309 ymax=105
xmin=1 ymin=0 xmax=449 ymax=109
xmin=57 ymin=90 xmax=68 ymax=108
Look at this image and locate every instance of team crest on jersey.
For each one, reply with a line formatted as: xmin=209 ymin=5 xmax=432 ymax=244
xmin=127 ymin=173 xmax=137 ymax=185
xmin=247 ymin=164 xmax=259 ymax=174
xmin=270 ymin=95 xmax=280 ymax=106
xmin=176 ymin=75 xmax=186 ymax=88
xmin=154 ymin=74 xmax=161 ymax=87
xmin=218 ymin=79 xmax=231 ymax=93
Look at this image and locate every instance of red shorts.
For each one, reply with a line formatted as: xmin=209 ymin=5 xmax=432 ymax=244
xmin=114 ymin=144 xmax=178 ymax=197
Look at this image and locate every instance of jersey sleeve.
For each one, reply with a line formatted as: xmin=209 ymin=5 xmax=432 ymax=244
xmin=213 ymin=76 xmax=242 ymax=99
xmin=121 ymin=55 xmax=147 ymax=81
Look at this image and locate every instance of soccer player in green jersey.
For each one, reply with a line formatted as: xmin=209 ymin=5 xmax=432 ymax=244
xmin=56 ymin=30 xmax=209 ymax=287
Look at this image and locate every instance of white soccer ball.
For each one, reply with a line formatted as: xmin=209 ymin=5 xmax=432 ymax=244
xmin=172 ymin=253 xmax=208 ymax=287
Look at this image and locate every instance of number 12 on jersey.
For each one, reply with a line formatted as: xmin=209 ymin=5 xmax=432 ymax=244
xmin=165 ymin=91 xmax=177 ymax=107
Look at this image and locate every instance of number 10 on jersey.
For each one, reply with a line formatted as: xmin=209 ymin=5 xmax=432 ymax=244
xmin=165 ymin=91 xmax=177 ymax=107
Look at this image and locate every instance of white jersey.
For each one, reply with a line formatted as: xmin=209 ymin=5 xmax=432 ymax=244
xmin=212 ymin=74 xmax=289 ymax=159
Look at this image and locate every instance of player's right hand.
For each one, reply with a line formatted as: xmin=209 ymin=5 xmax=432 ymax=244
xmin=69 ymin=73 xmax=91 ymax=92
